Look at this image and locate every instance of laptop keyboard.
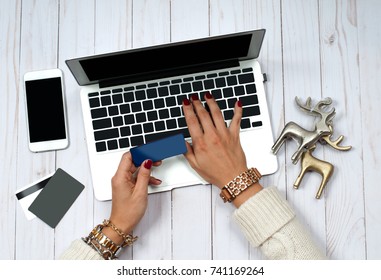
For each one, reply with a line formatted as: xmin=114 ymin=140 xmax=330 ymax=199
xmin=88 ymin=67 xmax=262 ymax=152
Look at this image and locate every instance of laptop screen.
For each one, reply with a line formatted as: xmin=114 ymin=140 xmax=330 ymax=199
xmin=66 ymin=29 xmax=265 ymax=86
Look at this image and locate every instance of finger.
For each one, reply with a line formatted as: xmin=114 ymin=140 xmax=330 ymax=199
xmin=182 ymin=99 xmax=203 ymax=139
xmin=229 ymin=100 xmax=243 ymax=135
xmin=204 ymin=92 xmax=227 ymax=132
xmin=134 ymin=159 xmax=153 ymax=196
xmin=153 ymin=160 xmax=162 ymax=167
xmin=183 ymin=141 xmax=197 ymax=170
xmin=190 ymin=94 xmax=216 ymax=132
xmin=115 ymin=152 xmax=135 ymax=178
xmin=149 ymin=176 xmax=162 ymax=185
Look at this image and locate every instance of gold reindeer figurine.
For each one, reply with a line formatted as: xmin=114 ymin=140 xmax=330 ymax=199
xmin=293 ymin=145 xmax=334 ymax=199
xmin=294 ymin=130 xmax=352 ymax=199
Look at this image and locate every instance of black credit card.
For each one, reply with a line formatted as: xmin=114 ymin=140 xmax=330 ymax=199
xmin=28 ymin=168 xmax=84 ymax=228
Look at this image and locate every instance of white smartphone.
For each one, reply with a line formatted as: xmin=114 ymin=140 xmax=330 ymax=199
xmin=23 ymin=69 xmax=69 ymax=152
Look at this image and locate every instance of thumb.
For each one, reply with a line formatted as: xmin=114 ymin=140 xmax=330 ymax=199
xmin=134 ymin=159 xmax=153 ymax=195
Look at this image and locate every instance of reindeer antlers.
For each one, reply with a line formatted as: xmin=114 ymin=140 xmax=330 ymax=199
xmin=295 ymin=96 xmax=336 ymax=125
xmin=319 ymin=125 xmax=352 ymax=151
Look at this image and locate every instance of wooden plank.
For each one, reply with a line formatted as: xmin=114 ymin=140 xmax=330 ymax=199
xmin=238 ymin=0 xmax=285 ymax=260
xmin=281 ymin=0 xmax=327 ymax=253
xmin=319 ymin=0 xmax=366 ymax=259
xmin=92 ymin=0 xmax=133 ymax=260
xmin=170 ymin=0 xmax=212 ymax=260
xmin=131 ymin=0 xmax=172 ymax=260
xmin=54 ymin=0 xmax=96 ymax=259
xmin=15 ymin=0 xmax=59 ymax=259
xmin=209 ymin=0 xmax=250 ymax=260
xmin=357 ymin=0 xmax=381 ymax=260
xmin=0 ymin=0 xmax=21 ymax=260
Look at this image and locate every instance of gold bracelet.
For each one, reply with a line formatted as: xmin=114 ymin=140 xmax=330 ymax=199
xmin=220 ymin=168 xmax=262 ymax=203
xmin=103 ymin=219 xmax=138 ymax=247
xmin=83 ymin=224 xmax=122 ymax=260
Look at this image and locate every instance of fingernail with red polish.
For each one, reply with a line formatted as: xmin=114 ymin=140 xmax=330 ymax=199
xmin=183 ymin=99 xmax=190 ymax=106
xmin=191 ymin=94 xmax=199 ymax=101
xmin=237 ymin=100 xmax=243 ymax=108
xmin=205 ymin=92 xmax=213 ymax=99
xmin=144 ymin=159 xmax=153 ymax=169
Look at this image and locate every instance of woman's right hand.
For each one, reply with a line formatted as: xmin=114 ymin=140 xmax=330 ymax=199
xmin=182 ymin=92 xmax=249 ymax=189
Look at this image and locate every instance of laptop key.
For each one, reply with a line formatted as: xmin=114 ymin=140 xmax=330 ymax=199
xmin=192 ymin=81 xmax=203 ymax=91
xmin=169 ymin=85 xmax=180 ymax=95
xmin=147 ymin=88 xmax=158 ymax=98
xmin=131 ymin=102 xmax=142 ymax=112
xmin=155 ymin=121 xmax=166 ymax=131
xmin=107 ymin=139 xmax=118 ymax=150
xmin=238 ymin=73 xmax=255 ymax=84
xmin=120 ymin=126 xmax=131 ymax=137
xmin=166 ymin=119 xmax=177 ymax=129
xmin=226 ymin=76 xmax=238 ymax=86
xmin=112 ymin=94 xmax=123 ymax=104
xmin=119 ymin=104 xmax=130 ymax=114
xmin=93 ymin=118 xmax=112 ymax=130
xmin=165 ymin=96 xmax=177 ymax=107
xmin=242 ymin=105 xmax=260 ymax=117
xmin=240 ymin=94 xmax=259 ymax=106
xmin=157 ymin=87 xmax=169 ymax=97
xmin=135 ymin=90 xmax=146 ymax=101
xmin=135 ymin=112 xmax=147 ymax=123
xmin=131 ymin=124 xmax=142 ymax=135
xmin=234 ymin=85 xmax=245 ymax=96
xmin=240 ymin=118 xmax=251 ymax=129
xmin=124 ymin=114 xmax=135 ymax=125
xmin=143 ymin=123 xmax=154 ymax=133
xmin=108 ymin=106 xmax=119 ymax=116
xmin=95 ymin=141 xmax=107 ymax=152
xmin=124 ymin=92 xmax=134 ymax=102
xmin=147 ymin=111 xmax=158 ymax=121
xmin=204 ymin=79 xmax=215 ymax=90
xmin=215 ymin=77 xmax=226 ymax=88
xmin=245 ymin=83 xmax=257 ymax=94
xmin=252 ymin=121 xmax=263 ymax=127
xmin=119 ymin=137 xmax=130 ymax=148
xmin=142 ymin=100 xmax=154 ymax=110
xmin=130 ymin=136 xmax=144 ymax=147
xmin=170 ymin=107 xmax=182 ymax=117
xmin=94 ymin=128 xmax=119 ymax=141
xmin=89 ymin=98 xmax=100 ymax=108
xmin=181 ymin=83 xmax=192 ymax=93
xmin=91 ymin=108 xmax=107 ymax=119
xmin=101 ymin=95 xmax=112 ymax=106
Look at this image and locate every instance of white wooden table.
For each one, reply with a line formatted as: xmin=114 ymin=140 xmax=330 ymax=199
xmin=1 ymin=0 xmax=380 ymax=260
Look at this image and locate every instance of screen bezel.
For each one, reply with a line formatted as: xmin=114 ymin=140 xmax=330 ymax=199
xmin=65 ymin=29 xmax=266 ymax=86
xmin=23 ymin=69 xmax=69 ymax=152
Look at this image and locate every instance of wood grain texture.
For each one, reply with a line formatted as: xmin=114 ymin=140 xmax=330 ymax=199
xmin=170 ymin=0 xmax=212 ymax=260
xmin=0 ymin=0 xmax=20 ymax=260
xmin=131 ymin=0 xmax=173 ymax=260
xmin=319 ymin=0 xmax=366 ymax=259
xmin=357 ymin=0 xmax=381 ymax=260
xmin=1 ymin=0 xmax=381 ymax=260
xmin=281 ymin=0 xmax=327 ymax=253
xmin=54 ymin=0 xmax=96 ymax=259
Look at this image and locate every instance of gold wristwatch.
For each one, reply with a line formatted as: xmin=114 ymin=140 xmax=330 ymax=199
xmin=220 ymin=168 xmax=262 ymax=203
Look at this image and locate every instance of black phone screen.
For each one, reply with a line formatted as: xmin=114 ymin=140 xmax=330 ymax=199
xmin=25 ymin=77 xmax=66 ymax=142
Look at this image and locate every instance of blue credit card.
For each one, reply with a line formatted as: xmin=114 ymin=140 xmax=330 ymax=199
xmin=130 ymin=133 xmax=187 ymax=166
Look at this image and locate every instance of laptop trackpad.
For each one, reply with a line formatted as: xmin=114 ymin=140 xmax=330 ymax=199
xmin=149 ymin=155 xmax=206 ymax=193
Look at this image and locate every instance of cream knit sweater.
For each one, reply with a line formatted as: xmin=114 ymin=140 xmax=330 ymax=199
xmin=59 ymin=187 xmax=325 ymax=260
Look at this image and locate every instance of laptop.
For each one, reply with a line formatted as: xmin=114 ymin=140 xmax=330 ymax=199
xmin=66 ymin=29 xmax=278 ymax=201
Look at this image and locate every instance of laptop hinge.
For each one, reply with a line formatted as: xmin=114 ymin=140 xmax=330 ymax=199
xmin=99 ymin=59 xmax=239 ymax=88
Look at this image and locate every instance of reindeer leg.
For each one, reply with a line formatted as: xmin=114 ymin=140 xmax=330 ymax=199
xmin=315 ymin=164 xmax=334 ymax=199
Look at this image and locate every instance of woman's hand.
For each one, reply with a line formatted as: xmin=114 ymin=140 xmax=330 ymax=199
xmin=182 ymin=92 xmax=248 ymax=189
xmin=102 ymin=152 xmax=161 ymax=244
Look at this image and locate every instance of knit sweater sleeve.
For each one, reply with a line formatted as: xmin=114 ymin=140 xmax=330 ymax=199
xmin=232 ymin=186 xmax=326 ymax=259
xmin=59 ymin=239 xmax=104 ymax=260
